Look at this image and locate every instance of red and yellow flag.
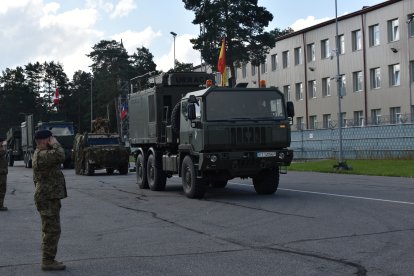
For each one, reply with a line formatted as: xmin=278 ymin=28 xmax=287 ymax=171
xmin=217 ymin=38 xmax=226 ymax=86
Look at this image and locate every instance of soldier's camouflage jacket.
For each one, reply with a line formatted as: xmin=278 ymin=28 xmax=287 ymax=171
xmin=33 ymin=144 xmax=67 ymax=202
xmin=0 ymin=146 xmax=7 ymax=175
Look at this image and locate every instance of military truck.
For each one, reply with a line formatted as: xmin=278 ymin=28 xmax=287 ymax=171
xmin=21 ymin=114 xmax=75 ymax=168
xmin=72 ymin=118 xmax=130 ymax=176
xmin=5 ymin=126 xmax=24 ymax=166
xmin=128 ymin=72 xmax=295 ymax=199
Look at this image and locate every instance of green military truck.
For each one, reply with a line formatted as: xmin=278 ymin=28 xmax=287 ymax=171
xmin=73 ymin=119 xmax=130 ymax=176
xmin=128 ymin=72 xmax=295 ymax=198
xmin=5 ymin=126 xmax=24 ymax=166
xmin=21 ymin=114 xmax=75 ymax=168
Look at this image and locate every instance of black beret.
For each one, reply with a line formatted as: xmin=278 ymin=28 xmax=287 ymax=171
xmin=35 ymin=130 xmax=52 ymax=140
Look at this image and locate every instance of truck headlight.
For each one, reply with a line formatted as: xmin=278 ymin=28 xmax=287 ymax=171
xmin=210 ymin=155 xmax=218 ymax=162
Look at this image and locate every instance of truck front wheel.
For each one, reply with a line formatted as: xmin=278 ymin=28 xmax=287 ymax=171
xmin=252 ymin=169 xmax=279 ymax=195
xmin=7 ymin=154 xmax=14 ymax=167
xmin=147 ymin=154 xmax=166 ymax=191
xmin=136 ymin=153 xmax=149 ymax=189
xmin=181 ymin=156 xmax=206 ymax=199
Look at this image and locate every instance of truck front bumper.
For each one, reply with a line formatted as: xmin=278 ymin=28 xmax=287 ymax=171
xmin=199 ymin=149 xmax=293 ymax=177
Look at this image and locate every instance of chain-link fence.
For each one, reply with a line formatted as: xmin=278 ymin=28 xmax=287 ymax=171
xmin=291 ymin=123 xmax=414 ymax=160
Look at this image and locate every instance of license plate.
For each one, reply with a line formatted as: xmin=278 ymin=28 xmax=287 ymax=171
xmin=257 ymin=152 xmax=277 ymax=158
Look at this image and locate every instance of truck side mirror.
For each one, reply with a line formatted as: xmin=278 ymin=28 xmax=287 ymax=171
xmin=187 ymin=103 xmax=196 ymax=120
xmin=287 ymin=101 xmax=295 ymax=118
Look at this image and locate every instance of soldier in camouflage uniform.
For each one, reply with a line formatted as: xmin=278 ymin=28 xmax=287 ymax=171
xmin=33 ymin=130 xmax=67 ymax=271
xmin=0 ymin=138 xmax=8 ymax=211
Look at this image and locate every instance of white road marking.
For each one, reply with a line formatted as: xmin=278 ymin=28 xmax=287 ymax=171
xmin=228 ymin=181 xmax=414 ymax=206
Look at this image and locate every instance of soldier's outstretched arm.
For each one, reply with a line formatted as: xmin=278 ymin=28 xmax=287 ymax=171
xmin=37 ymin=144 xmax=65 ymax=167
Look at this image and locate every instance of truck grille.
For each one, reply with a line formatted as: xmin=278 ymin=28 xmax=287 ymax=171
xmin=227 ymin=127 xmax=267 ymax=145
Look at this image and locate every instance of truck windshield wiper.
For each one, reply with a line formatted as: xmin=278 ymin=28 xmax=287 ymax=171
xmin=230 ymin=117 xmax=254 ymax=120
xmin=253 ymin=116 xmax=276 ymax=120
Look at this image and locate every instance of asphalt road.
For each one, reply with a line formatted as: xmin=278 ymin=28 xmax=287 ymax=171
xmin=1 ymin=161 xmax=414 ymax=276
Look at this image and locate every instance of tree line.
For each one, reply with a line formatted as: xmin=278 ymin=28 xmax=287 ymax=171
xmin=1 ymin=0 xmax=292 ymax=138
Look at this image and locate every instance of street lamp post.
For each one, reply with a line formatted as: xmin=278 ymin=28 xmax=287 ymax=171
xmin=90 ymin=78 xmax=93 ymax=130
xmin=407 ymin=15 xmax=414 ymax=122
xmin=170 ymin=31 xmax=177 ymax=69
xmin=334 ymin=0 xmax=349 ymax=170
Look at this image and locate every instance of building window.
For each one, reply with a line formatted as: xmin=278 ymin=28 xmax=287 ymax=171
xmin=410 ymin=61 xmax=414 ymax=83
xmin=309 ymin=115 xmax=318 ymax=129
xmin=390 ymin=106 xmax=401 ymax=124
xmin=295 ymin=82 xmax=303 ymax=101
xmin=321 ymin=39 xmax=330 ymax=59
xmin=307 ymin=43 xmax=315 ymax=62
xmin=322 ymin=77 xmax=331 ymax=97
xmin=371 ymin=109 xmax=381 ymax=125
xmin=353 ymin=71 xmax=363 ymax=92
xmin=283 ymin=85 xmax=291 ymax=101
xmin=323 ymin=114 xmax=331 ymax=128
xmin=340 ymin=112 xmax=347 ymax=128
xmin=242 ymin=64 xmax=247 ymax=78
xmin=339 ymin=75 xmax=346 ymax=96
xmin=352 ymin=29 xmax=362 ymax=51
xmin=251 ymin=64 xmax=256 ymax=76
xmin=261 ymin=62 xmax=267 ymax=74
xmin=271 ymin=54 xmax=278 ymax=71
xmin=282 ymin=51 xmax=289 ymax=68
xmin=388 ymin=18 xmax=399 ymax=42
xmin=308 ymin=80 xmax=317 ymax=98
xmin=369 ymin=24 xmax=380 ymax=46
xmin=354 ymin=110 xmax=364 ymax=126
xmin=294 ymin=47 xmax=302 ymax=65
xmin=339 ymin=34 xmax=345 ymax=54
xmin=296 ymin=117 xmax=304 ymax=130
xmin=370 ymin=67 xmax=381 ymax=89
xmin=409 ymin=14 xmax=414 ymax=37
xmin=389 ymin=64 xmax=400 ymax=86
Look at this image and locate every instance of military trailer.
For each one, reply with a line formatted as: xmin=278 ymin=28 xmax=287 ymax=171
xmin=128 ymin=72 xmax=295 ymax=199
xmin=5 ymin=126 xmax=24 ymax=166
xmin=21 ymin=114 xmax=75 ymax=168
xmin=73 ymin=119 xmax=130 ymax=176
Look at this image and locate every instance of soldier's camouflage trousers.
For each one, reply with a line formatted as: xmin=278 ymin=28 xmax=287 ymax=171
xmin=0 ymin=175 xmax=6 ymax=207
xmin=35 ymin=199 xmax=61 ymax=262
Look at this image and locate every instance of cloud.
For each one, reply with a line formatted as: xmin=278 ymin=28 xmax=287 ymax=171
xmin=290 ymin=16 xmax=331 ymax=31
xmin=0 ymin=0 xmax=103 ymax=78
xmin=111 ymin=27 xmax=161 ymax=53
xmin=110 ymin=0 xmax=136 ymax=19
xmin=155 ymin=34 xmax=201 ymax=72
xmin=85 ymin=0 xmax=136 ymax=19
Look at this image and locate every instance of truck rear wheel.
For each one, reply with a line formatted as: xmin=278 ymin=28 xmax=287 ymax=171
xmin=118 ymin=163 xmax=129 ymax=175
xmin=181 ymin=156 xmax=206 ymax=199
xmin=7 ymin=154 xmax=14 ymax=167
xmin=253 ymin=169 xmax=279 ymax=195
xmin=85 ymin=161 xmax=94 ymax=176
xmin=147 ymin=154 xmax=166 ymax=191
xmin=136 ymin=153 xmax=149 ymax=189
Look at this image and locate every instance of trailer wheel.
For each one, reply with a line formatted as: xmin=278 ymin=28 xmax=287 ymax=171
xmin=106 ymin=168 xmax=114 ymax=175
xmin=252 ymin=169 xmax=279 ymax=195
xmin=85 ymin=161 xmax=94 ymax=176
xmin=7 ymin=154 xmax=14 ymax=167
xmin=136 ymin=153 xmax=149 ymax=189
xmin=118 ymin=163 xmax=129 ymax=175
xmin=147 ymin=154 xmax=166 ymax=191
xmin=171 ymin=102 xmax=181 ymax=134
xmin=181 ymin=156 xmax=206 ymax=199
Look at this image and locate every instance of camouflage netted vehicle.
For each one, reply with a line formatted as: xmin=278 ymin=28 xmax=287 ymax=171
xmin=73 ymin=119 xmax=130 ymax=175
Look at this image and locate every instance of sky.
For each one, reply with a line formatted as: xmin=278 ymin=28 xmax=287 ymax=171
xmin=0 ymin=0 xmax=385 ymax=79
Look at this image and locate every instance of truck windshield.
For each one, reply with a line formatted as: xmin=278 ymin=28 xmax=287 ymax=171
xmin=43 ymin=125 xmax=74 ymax=136
xmin=205 ymin=90 xmax=285 ymax=121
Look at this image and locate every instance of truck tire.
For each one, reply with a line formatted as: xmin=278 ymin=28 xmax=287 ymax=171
xmin=181 ymin=156 xmax=206 ymax=199
xmin=136 ymin=153 xmax=149 ymax=189
xmin=171 ymin=102 xmax=180 ymax=134
xmin=106 ymin=168 xmax=114 ymax=175
xmin=147 ymin=154 xmax=166 ymax=191
xmin=252 ymin=169 xmax=279 ymax=195
xmin=85 ymin=161 xmax=94 ymax=176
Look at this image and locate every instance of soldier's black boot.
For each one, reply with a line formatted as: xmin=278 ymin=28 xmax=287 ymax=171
xmin=41 ymin=260 xmax=66 ymax=271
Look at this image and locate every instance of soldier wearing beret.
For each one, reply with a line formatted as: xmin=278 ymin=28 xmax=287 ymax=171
xmin=33 ymin=130 xmax=67 ymax=271
xmin=0 ymin=138 xmax=8 ymax=211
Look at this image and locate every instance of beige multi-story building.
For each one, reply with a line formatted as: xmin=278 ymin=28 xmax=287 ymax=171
xmin=233 ymin=0 xmax=414 ymax=130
